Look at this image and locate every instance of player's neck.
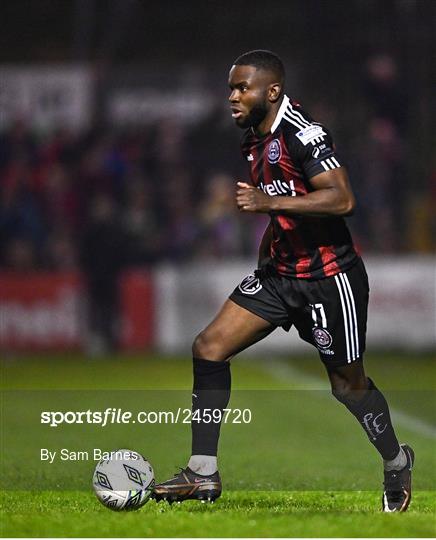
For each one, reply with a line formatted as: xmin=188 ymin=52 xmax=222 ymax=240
xmin=254 ymin=96 xmax=284 ymax=137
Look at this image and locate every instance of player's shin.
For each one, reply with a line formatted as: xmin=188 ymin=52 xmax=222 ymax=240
xmin=190 ymin=358 xmax=231 ymax=471
xmin=333 ymin=377 xmax=401 ymax=461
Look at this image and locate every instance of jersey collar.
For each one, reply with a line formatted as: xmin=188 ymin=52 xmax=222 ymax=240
xmin=270 ymin=94 xmax=290 ymax=134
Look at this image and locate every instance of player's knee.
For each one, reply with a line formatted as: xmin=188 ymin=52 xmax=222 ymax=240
xmin=331 ymin=374 xmax=368 ymax=404
xmin=192 ymin=330 xmax=227 ymax=361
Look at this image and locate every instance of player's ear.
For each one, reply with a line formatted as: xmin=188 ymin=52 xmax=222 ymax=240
xmin=268 ymin=83 xmax=282 ymax=103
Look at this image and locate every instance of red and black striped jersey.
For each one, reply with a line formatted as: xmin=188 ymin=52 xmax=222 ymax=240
xmin=241 ymin=95 xmax=359 ymax=279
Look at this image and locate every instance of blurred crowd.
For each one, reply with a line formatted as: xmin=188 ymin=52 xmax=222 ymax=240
xmin=2 ymin=52 xmax=435 ymax=352
xmin=0 ymin=119 xmax=266 ymax=275
xmin=1 ymin=54 xmax=434 ymax=278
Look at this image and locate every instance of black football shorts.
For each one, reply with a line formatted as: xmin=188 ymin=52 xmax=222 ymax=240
xmin=229 ymin=259 xmax=369 ymax=367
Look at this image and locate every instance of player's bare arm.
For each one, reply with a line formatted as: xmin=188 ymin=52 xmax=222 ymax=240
xmin=236 ymin=167 xmax=356 ymax=217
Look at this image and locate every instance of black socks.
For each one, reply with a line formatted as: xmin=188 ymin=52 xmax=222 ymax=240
xmin=191 ymin=358 xmax=231 ymax=456
xmin=335 ymin=377 xmax=400 ymax=460
xmin=191 ymin=359 xmax=400 ymax=462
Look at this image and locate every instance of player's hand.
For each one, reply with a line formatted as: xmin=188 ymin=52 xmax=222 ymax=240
xmin=236 ymin=182 xmax=272 ymax=213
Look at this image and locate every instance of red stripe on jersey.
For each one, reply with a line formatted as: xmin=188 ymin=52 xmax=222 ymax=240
xmin=276 ymin=215 xmax=312 ymax=276
xmin=318 ymin=245 xmax=340 ymax=277
xmin=249 ymin=141 xmax=262 ymax=186
xmin=294 ymin=240 xmax=312 ymax=276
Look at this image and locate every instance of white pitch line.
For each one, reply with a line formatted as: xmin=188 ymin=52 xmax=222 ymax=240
xmin=257 ymin=358 xmax=436 ymax=440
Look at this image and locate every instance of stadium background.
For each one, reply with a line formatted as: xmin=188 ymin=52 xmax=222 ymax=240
xmin=1 ymin=1 xmax=435 ymax=537
xmin=1 ymin=0 xmax=435 ymax=354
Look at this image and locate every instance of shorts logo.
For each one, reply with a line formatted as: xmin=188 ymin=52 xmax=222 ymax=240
xmin=312 ymin=327 xmax=333 ymax=349
xmin=238 ymin=274 xmax=262 ymax=295
xmin=267 ymin=139 xmax=281 ymax=164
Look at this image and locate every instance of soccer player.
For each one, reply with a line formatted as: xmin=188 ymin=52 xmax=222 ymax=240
xmin=153 ymin=50 xmax=414 ymax=512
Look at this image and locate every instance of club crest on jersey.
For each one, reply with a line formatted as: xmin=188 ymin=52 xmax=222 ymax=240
xmin=238 ymin=273 xmax=262 ymax=295
xmin=312 ymin=327 xmax=333 ymax=349
xmin=267 ymin=139 xmax=281 ymax=164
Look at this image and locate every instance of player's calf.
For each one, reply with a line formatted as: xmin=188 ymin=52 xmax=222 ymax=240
xmin=332 ymin=376 xmax=401 ymax=461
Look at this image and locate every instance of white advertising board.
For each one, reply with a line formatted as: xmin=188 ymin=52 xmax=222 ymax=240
xmin=0 ymin=65 xmax=93 ymax=132
xmin=155 ymin=257 xmax=436 ymax=355
xmin=107 ymin=89 xmax=214 ymax=126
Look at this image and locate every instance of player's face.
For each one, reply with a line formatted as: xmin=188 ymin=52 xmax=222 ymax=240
xmin=228 ymin=65 xmax=271 ymax=129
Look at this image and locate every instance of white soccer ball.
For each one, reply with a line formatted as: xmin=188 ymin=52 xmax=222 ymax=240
xmin=92 ymin=449 xmax=155 ymax=511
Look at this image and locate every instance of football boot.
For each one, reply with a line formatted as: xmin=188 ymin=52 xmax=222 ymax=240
xmin=382 ymin=444 xmax=415 ymax=512
xmin=152 ymin=467 xmax=221 ymax=504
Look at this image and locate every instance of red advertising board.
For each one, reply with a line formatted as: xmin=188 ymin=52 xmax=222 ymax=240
xmin=0 ymin=270 xmax=155 ymax=352
xmin=0 ymin=272 xmax=84 ymax=351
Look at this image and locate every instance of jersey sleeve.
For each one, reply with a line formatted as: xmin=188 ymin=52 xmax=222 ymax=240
xmin=288 ymin=124 xmax=343 ymax=179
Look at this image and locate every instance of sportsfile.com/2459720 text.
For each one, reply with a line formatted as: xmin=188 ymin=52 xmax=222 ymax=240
xmin=40 ymin=408 xmax=252 ymax=427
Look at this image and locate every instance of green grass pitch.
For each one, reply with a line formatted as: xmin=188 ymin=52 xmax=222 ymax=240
xmin=1 ymin=352 xmax=435 ymax=537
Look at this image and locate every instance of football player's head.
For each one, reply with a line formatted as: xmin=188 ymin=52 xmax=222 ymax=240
xmin=228 ymin=50 xmax=285 ymax=130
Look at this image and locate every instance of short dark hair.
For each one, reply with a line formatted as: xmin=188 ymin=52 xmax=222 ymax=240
xmin=233 ymin=50 xmax=285 ymax=83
